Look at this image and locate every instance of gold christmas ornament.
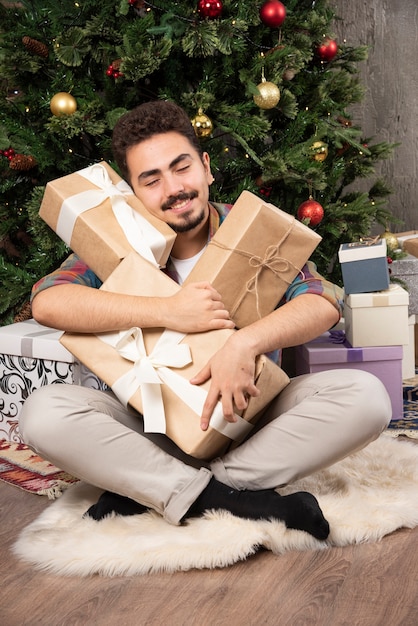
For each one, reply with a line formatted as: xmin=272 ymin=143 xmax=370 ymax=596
xmin=191 ymin=108 xmax=213 ymax=138
xmin=310 ymin=141 xmax=328 ymax=162
xmin=50 ymin=92 xmax=77 ymax=116
xmin=380 ymin=230 xmax=399 ymax=251
xmin=253 ymin=78 xmax=281 ymax=110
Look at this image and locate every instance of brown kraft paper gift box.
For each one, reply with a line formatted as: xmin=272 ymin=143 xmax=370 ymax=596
xmin=185 ymin=190 xmax=322 ymax=328
xmin=60 ymin=252 xmax=290 ymax=460
xmin=39 ymin=161 xmax=176 ymax=281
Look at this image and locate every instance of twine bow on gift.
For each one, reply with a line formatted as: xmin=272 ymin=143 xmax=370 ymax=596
xmin=98 ymin=327 xmax=254 ymax=440
xmin=212 ymin=220 xmax=304 ymax=320
xmin=55 ymin=163 xmax=168 ymax=267
xmin=241 ymin=243 xmax=304 ymax=318
xmin=349 ymin=235 xmax=380 ymax=248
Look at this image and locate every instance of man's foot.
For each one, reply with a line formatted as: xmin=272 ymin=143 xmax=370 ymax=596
xmin=184 ymin=478 xmax=329 ymax=540
xmin=84 ymin=481 xmax=330 ymax=541
xmin=84 ymin=490 xmax=149 ymax=521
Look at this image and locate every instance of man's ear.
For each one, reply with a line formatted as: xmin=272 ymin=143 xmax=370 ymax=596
xmin=202 ymin=152 xmax=214 ymax=184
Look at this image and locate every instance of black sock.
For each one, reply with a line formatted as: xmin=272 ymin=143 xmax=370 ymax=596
xmin=84 ymin=491 xmax=149 ymax=521
xmin=184 ymin=478 xmax=329 ymax=540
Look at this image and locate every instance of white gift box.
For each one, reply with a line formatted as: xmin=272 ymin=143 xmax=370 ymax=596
xmin=0 ymin=319 xmax=106 ymax=443
xmin=344 ymin=284 xmax=410 ymax=348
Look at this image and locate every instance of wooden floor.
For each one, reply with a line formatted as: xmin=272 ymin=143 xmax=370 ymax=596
xmin=1 ymin=472 xmax=418 ymax=626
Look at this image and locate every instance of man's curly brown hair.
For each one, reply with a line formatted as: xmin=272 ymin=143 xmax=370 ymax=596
xmin=112 ymin=100 xmax=204 ymax=183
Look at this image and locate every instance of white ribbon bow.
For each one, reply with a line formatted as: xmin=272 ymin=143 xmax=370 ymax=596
xmin=56 ymin=163 xmax=168 ymax=267
xmin=98 ymin=327 xmax=254 ymax=440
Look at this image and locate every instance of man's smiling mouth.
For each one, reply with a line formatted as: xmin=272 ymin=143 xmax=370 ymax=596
xmin=162 ymin=191 xmax=198 ymax=212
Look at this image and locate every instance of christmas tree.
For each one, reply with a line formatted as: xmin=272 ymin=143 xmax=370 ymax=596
xmin=0 ymin=0 xmax=397 ymax=325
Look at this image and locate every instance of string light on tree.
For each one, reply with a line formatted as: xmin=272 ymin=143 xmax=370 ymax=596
xmin=197 ymin=0 xmax=223 ymax=19
xmin=297 ymin=197 xmax=324 ymax=227
xmin=50 ymin=92 xmax=77 ymax=116
xmin=191 ymin=108 xmax=213 ymax=138
xmin=259 ymin=0 xmax=286 ymax=28
xmin=316 ymin=37 xmax=338 ymax=62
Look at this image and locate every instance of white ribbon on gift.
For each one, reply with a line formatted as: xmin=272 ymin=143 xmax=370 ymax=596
xmin=98 ymin=327 xmax=254 ymax=441
xmin=55 ymin=163 xmax=169 ymax=267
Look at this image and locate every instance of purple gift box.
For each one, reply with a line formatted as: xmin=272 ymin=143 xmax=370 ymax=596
xmin=295 ymin=330 xmax=403 ymax=421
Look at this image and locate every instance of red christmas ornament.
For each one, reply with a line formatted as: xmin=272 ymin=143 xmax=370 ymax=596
xmin=197 ymin=0 xmax=223 ymax=19
xmin=259 ymin=0 xmax=286 ymax=28
xmin=297 ymin=198 xmax=324 ymax=227
xmin=316 ymin=38 xmax=338 ymax=62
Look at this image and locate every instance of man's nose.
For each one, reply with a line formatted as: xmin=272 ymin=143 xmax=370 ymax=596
xmin=163 ymin=173 xmax=185 ymax=198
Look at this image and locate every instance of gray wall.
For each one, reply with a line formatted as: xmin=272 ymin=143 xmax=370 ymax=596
xmin=333 ymin=0 xmax=418 ymax=230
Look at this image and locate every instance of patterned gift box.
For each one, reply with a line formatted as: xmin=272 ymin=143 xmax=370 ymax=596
xmin=295 ymin=331 xmax=403 ymax=421
xmin=338 ymin=239 xmax=390 ymax=294
xmin=0 ymin=319 xmax=106 ymax=443
xmin=391 ymin=254 xmax=418 ymax=316
xmin=344 ymin=283 xmax=409 ymax=348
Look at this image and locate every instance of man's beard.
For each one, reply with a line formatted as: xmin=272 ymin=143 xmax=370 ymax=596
xmin=162 ymin=192 xmax=206 ymax=233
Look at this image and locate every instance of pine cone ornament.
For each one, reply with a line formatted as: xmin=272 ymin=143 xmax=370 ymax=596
xmin=22 ymin=36 xmax=49 ymax=58
xmin=13 ymin=301 xmax=32 ymax=323
xmin=9 ymin=154 xmax=37 ymax=171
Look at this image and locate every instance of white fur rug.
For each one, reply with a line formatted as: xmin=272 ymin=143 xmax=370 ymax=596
xmin=12 ymin=434 xmax=418 ymax=577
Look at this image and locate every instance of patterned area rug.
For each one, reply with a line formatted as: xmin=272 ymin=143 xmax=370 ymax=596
xmin=0 ymin=439 xmax=78 ymax=498
xmin=388 ymin=372 xmax=418 ymax=438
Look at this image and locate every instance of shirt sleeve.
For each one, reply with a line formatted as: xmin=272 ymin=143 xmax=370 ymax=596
xmin=279 ymin=260 xmax=344 ymax=319
xmin=31 ymin=253 xmax=102 ymax=302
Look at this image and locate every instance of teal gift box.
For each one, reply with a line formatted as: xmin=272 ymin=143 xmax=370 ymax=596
xmin=338 ymin=239 xmax=390 ymax=294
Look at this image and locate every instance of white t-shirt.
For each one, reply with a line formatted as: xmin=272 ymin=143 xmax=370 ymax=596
xmin=170 ymin=246 xmax=207 ymax=285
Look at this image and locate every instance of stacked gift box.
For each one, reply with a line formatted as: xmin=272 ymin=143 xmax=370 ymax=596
xmin=295 ymin=331 xmax=404 ymax=421
xmin=0 ymin=319 xmax=107 ymax=443
xmin=61 ymin=252 xmax=291 ymax=460
xmin=295 ymin=238 xmax=412 ymax=421
xmin=18 ymin=165 xmax=322 ymax=460
xmin=53 ymin=179 xmax=322 ymax=459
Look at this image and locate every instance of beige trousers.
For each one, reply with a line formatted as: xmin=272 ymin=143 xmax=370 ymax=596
xmin=20 ymin=369 xmax=391 ymax=525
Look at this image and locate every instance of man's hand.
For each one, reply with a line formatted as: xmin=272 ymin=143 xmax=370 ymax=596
xmin=166 ymin=282 xmax=235 ymax=333
xmin=190 ymin=335 xmax=261 ymax=431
